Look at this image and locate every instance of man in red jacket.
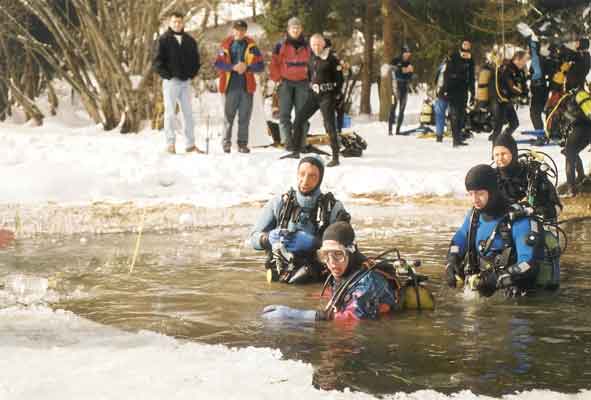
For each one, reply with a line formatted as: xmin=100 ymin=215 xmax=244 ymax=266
xmin=269 ymin=17 xmax=311 ymax=149
xmin=214 ymin=20 xmax=264 ymax=153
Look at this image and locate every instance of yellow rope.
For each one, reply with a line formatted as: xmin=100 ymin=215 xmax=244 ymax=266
xmin=544 ymin=92 xmax=572 ymax=138
xmin=129 ymin=208 xmax=146 ymax=274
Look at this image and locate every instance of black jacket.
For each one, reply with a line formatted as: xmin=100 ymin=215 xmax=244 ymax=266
xmin=391 ymin=56 xmax=413 ymax=86
xmin=494 ymin=61 xmax=528 ymax=103
xmin=308 ymin=48 xmax=344 ymax=95
xmin=153 ymin=28 xmax=201 ymax=81
xmin=441 ymin=51 xmax=475 ymax=100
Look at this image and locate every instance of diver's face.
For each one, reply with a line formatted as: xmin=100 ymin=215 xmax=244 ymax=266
xmin=297 ymin=162 xmax=320 ymax=194
xmin=469 ymin=190 xmax=489 ymax=210
xmin=493 ymin=146 xmax=513 ymax=168
xmin=321 ymin=242 xmax=349 ymax=279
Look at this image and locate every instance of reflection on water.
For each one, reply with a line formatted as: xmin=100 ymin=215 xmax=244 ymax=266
xmin=1 ymin=206 xmax=590 ymax=397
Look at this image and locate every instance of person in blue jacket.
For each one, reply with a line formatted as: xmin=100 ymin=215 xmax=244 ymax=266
xmin=262 ymin=222 xmax=397 ymax=321
xmin=249 ymin=156 xmax=350 ymax=284
xmin=446 ymin=164 xmax=544 ymax=297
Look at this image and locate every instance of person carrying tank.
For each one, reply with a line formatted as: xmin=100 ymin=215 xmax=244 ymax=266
xmin=282 ymin=34 xmax=344 ymax=167
xmin=249 ymin=156 xmax=350 ymax=284
xmin=516 ymin=23 xmax=554 ymax=132
xmin=446 ymin=164 xmax=559 ymax=298
xmin=262 ymin=222 xmax=434 ymax=321
xmin=489 ymin=51 xmax=529 ymax=144
xmin=493 ymin=134 xmax=562 ymax=221
xmin=388 ymin=46 xmax=414 ymax=136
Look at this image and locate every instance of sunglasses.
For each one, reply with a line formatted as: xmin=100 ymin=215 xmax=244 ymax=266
xmin=317 ymin=249 xmax=347 ymax=264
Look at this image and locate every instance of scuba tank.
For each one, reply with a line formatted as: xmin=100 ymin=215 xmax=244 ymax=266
xmin=419 ymin=98 xmax=435 ymax=126
xmin=575 ymin=89 xmax=591 ymax=119
xmin=323 ymin=249 xmax=435 ymax=314
xmin=476 ymin=63 xmax=494 ymax=103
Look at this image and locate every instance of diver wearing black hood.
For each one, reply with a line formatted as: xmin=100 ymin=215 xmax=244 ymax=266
xmin=249 ymin=156 xmax=350 ymax=284
xmin=493 ymin=134 xmax=561 ymax=220
xmin=446 ymin=164 xmax=544 ymax=297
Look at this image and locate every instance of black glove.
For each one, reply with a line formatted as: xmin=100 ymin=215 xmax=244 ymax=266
xmin=476 ymin=268 xmax=498 ymax=297
xmin=446 ymin=262 xmax=460 ymax=288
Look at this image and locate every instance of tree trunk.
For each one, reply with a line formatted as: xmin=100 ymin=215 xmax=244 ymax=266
xmin=360 ymin=0 xmax=375 ymax=115
xmin=8 ymin=79 xmax=44 ymax=125
xmin=379 ymin=0 xmax=395 ymax=121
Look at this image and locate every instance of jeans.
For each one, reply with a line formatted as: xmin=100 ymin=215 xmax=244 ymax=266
xmin=223 ymin=89 xmax=253 ymax=146
xmin=163 ymin=78 xmax=195 ymax=148
xmin=434 ymin=97 xmax=448 ymax=137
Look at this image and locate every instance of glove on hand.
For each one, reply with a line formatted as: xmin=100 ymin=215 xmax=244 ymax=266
xmin=262 ymin=305 xmax=317 ymax=321
xmin=283 ymin=231 xmax=317 ymax=253
xmin=268 ymin=228 xmax=283 ymax=247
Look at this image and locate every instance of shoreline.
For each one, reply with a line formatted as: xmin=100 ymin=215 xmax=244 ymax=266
xmin=2 ymin=194 xmax=589 ymax=237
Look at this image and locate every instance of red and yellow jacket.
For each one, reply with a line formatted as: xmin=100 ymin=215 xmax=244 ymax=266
xmin=214 ymin=36 xmax=264 ymax=94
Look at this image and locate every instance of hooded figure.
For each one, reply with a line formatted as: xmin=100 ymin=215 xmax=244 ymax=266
xmin=249 ymin=156 xmax=350 ymax=284
xmin=262 ymin=221 xmax=397 ymax=321
xmin=493 ymin=134 xmax=562 ymax=220
xmin=446 ymin=164 xmax=544 ymax=297
xmin=388 ymin=45 xmax=414 ymax=135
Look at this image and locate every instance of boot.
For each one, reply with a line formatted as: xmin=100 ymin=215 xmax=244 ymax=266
xmin=436 ymin=135 xmax=443 ymax=143
xmin=327 ymin=156 xmax=340 ymax=167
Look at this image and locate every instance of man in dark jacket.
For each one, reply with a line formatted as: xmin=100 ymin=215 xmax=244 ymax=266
xmin=388 ymin=46 xmax=414 ymax=135
xmin=489 ymin=51 xmax=529 ymax=144
xmin=270 ymin=17 xmax=311 ymax=147
xmin=565 ymin=38 xmax=591 ymax=91
xmin=283 ymin=34 xmax=344 ymax=167
xmin=153 ymin=11 xmax=201 ymax=154
xmin=440 ymin=40 xmax=475 ymax=147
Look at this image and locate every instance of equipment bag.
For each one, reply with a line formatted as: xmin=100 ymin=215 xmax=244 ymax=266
xmin=340 ymin=132 xmax=367 ymax=158
xmin=419 ymin=99 xmax=435 ymax=125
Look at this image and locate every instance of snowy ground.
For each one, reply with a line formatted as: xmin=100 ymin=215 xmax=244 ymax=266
xmin=2 ymin=86 xmax=587 ymax=211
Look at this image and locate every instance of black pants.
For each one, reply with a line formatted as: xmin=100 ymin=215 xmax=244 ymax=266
xmin=292 ymin=91 xmax=339 ymax=158
xmin=491 ymin=99 xmax=519 ymax=142
xmin=388 ymin=85 xmax=408 ymax=134
xmin=530 ymin=80 xmax=548 ymax=131
xmin=448 ymin=94 xmax=467 ymax=143
xmin=564 ymin=122 xmax=591 ymax=190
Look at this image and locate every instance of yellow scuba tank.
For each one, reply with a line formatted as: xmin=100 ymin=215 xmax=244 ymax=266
xmin=476 ymin=64 xmax=493 ymax=102
xmin=575 ymin=90 xmax=591 ymax=119
xmin=551 ymin=62 xmax=572 ymax=89
xmin=401 ymin=285 xmax=435 ymax=310
xmin=419 ymin=99 xmax=434 ymax=125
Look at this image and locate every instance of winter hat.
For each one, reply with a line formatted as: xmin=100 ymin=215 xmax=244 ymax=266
xmin=287 ymin=17 xmax=302 ymax=28
xmin=401 ymin=45 xmax=411 ymax=54
xmin=299 ymin=155 xmax=325 ymax=188
xmin=493 ymin=134 xmax=518 ymax=165
xmin=232 ymin=20 xmax=248 ymax=31
xmin=579 ymin=38 xmax=590 ymax=51
xmin=321 ymin=222 xmax=355 ymax=249
xmin=465 ymin=164 xmax=498 ymax=194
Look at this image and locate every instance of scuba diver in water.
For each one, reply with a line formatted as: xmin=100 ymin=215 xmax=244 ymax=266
xmin=262 ymin=221 xmax=433 ymax=321
xmin=446 ymin=164 xmax=560 ymax=298
xmin=493 ymin=134 xmax=562 ymax=221
xmin=249 ymin=156 xmax=350 ymax=284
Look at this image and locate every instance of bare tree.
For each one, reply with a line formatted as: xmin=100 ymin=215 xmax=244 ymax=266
xmin=0 ymin=0 xmax=207 ymax=133
xmin=379 ymin=0 xmax=395 ymax=121
xmin=360 ymin=0 xmax=375 ymax=115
